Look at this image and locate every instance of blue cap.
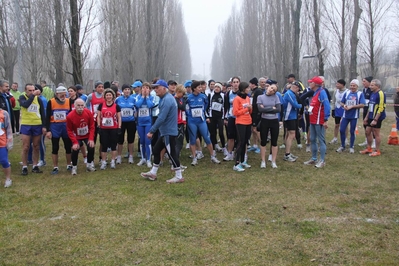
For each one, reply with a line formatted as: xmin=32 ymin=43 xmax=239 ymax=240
xmin=184 ymin=80 xmax=192 ymax=88
xmin=131 ymin=81 xmax=142 ymax=88
xmin=151 ymin=79 xmax=168 ymax=89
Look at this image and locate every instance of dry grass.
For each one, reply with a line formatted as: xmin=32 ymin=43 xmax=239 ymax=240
xmin=1 ymin=115 xmax=399 ymax=265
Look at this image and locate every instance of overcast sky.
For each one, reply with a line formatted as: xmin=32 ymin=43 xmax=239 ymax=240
xmin=180 ymin=0 xmax=241 ymax=79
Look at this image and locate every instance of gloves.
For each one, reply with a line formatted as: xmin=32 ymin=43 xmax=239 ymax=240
xmin=331 ymin=109 xmax=335 ymax=118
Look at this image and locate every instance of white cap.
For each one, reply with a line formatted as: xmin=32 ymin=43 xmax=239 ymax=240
xmin=56 ymin=86 xmax=67 ymax=93
xmin=350 ymin=79 xmax=359 ymax=86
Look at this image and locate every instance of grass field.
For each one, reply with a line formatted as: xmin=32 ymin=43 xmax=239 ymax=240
xmin=1 ymin=115 xmax=399 ymax=265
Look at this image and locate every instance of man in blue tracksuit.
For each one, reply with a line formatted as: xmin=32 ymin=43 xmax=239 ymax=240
xmin=140 ymin=79 xmax=183 ymax=184
xmin=283 ymin=81 xmax=302 ymax=162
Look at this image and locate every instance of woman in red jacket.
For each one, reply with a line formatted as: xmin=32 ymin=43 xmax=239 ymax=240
xmin=232 ymin=82 xmax=252 ymax=172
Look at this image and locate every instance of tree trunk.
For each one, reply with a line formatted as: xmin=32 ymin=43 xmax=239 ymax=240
xmin=69 ymin=0 xmax=83 ymax=85
xmin=350 ymin=0 xmax=361 ymax=80
xmin=313 ymin=0 xmax=324 ymax=76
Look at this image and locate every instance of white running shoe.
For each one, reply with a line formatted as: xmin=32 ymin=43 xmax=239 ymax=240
xmin=315 ymin=160 xmax=325 ymax=168
xmin=297 ymin=144 xmax=303 ymax=149
xmin=191 ymin=158 xmax=198 ymax=166
xmin=116 ymin=156 xmax=122 ymax=164
xmin=358 ymin=140 xmax=367 ymax=147
xmin=128 ymin=156 xmax=134 ymax=164
xmin=223 ymin=153 xmax=234 ymax=161
xmin=4 ymin=179 xmax=12 ymax=188
xmin=211 ymin=156 xmax=221 ymax=164
xmin=268 ymin=154 xmax=272 ymax=162
xmin=306 ymin=145 xmax=311 ymax=152
xmin=185 ymin=143 xmax=190 ymax=149
xmin=137 ymin=159 xmax=146 ymax=166
xmin=146 ymin=161 xmax=152 ymax=168
xmin=100 ymin=161 xmax=107 ymax=170
xmin=349 ymin=148 xmax=355 ymax=154
xmin=336 ymin=147 xmax=345 ymax=153
xmin=166 ymin=177 xmax=185 ymax=184
xmin=260 ymin=161 xmax=266 ymax=168
xmin=72 ymin=166 xmax=77 ymax=175
xmin=196 ymin=152 xmax=204 ymax=159
xmin=329 ymin=138 xmax=338 ymax=144
xmin=84 ymin=157 xmax=87 ymax=164
xmin=233 ymin=164 xmax=245 ymax=172
xmin=371 ymin=139 xmax=376 ymax=149
xmin=37 ymin=160 xmax=45 ymax=167
xmin=279 ymin=144 xmax=286 ymax=149
xmin=110 ymin=160 xmax=116 ymax=169
xmin=271 ymin=162 xmax=278 ymax=169
xmin=86 ymin=164 xmax=96 ymax=172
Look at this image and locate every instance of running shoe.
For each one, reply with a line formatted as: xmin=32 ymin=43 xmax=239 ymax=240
xmin=233 ymin=164 xmax=245 ymax=172
xmin=359 ymin=147 xmax=373 ymax=154
xmin=166 ymin=177 xmax=185 ymax=184
xmin=141 ymin=171 xmax=157 ymax=181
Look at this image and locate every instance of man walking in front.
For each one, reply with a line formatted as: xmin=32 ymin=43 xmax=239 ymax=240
xmin=141 ymin=79 xmax=184 ymax=184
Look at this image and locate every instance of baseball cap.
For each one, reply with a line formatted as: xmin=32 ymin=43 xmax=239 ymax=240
xmin=307 ymin=76 xmax=323 ymax=85
xmin=152 ymin=79 xmax=169 ymax=89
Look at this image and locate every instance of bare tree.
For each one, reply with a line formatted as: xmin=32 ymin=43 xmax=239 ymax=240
xmin=0 ymin=0 xmax=17 ymax=80
xmin=349 ymin=0 xmax=362 ymax=80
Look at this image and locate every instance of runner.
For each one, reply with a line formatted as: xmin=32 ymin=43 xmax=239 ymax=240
xmin=66 ymin=98 xmax=96 ymax=174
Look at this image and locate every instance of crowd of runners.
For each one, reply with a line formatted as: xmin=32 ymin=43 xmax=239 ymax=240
xmin=0 ymin=74 xmax=394 ymax=187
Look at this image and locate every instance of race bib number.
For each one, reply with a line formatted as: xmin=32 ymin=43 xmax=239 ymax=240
xmin=102 ymin=117 xmax=114 ymax=127
xmin=368 ymin=104 xmax=374 ymax=113
xmin=93 ymin=104 xmax=99 ymax=113
xmin=138 ymin=108 xmax=149 ymax=117
xmin=121 ymin=108 xmax=133 ymax=117
xmin=28 ymin=104 xmax=39 ymax=113
xmin=192 ymin=108 xmax=203 ymax=118
xmin=182 ymin=112 xmax=186 ymax=121
xmin=346 ymin=100 xmax=356 ymax=106
xmin=365 ymin=99 xmax=369 ymax=106
xmin=308 ymin=106 xmax=314 ymax=114
xmin=77 ymin=126 xmax=88 ymax=136
xmin=211 ymin=102 xmax=222 ymax=112
xmin=53 ymin=111 xmax=66 ymax=121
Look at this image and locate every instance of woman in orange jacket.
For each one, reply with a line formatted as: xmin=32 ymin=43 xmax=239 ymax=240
xmin=232 ymin=82 xmax=252 ymax=171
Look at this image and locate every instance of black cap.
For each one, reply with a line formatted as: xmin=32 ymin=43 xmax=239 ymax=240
xmin=266 ymin=79 xmax=277 ymax=85
xmin=364 ymin=76 xmax=373 ymax=83
xmin=167 ymin=80 xmax=177 ymax=85
xmin=249 ymin=77 xmax=258 ymax=85
xmin=286 ymin=74 xmax=296 ymax=79
xmin=34 ymin=84 xmax=43 ymax=93
xmin=75 ymin=84 xmax=83 ymax=90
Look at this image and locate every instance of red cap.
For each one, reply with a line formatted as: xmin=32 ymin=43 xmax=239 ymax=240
xmin=307 ymin=76 xmax=323 ymax=85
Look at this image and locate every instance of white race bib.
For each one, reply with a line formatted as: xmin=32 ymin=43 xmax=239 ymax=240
xmin=102 ymin=117 xmax=114 ymax=127
xmin=138 ymin=108 xmax=149 ymax=117
xmin=121 ymin=108 xmax=133 ymax=117
xmin=77 ymin=126 xmax=88 ymax=136
xmin=53 ymin=111 xmax=66 ymax=121
xmin=211 ymin=102 xmax=222 ymax=112
xmin=191 ymin=108 xmax=203 ymax=118
xmin=365 ymin=99 xmax=369 ymax=106
xmin=28 ymin=104 xmax=39 ymax=113
xmin=368 ymin=104 xmax=374 ymax=113
xmin=308 ymin=106 xmax=314 ymax=114
xmin=346 ymin=100 xmax=356 ymax=106
xmin=93 ymin=104 xmax=99 ymax=112
xmin=182 ymin=112 xmax=186 ymax=121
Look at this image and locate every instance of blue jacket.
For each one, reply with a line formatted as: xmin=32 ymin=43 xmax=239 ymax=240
xmin=135 ymin=95 xmax=154 ymax=126
xmin=283 ymin=90 xmax=302 ymax=121
xmin=150 ymin=92 xmax=178 ymax=136
xmin=186 ymin=93 xmax=208 ymax=123
xmin=116 ymin=95 xmax=136 ymax=122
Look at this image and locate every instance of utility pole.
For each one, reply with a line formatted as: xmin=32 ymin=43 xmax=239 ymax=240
xmin=13 ymin=0 xmax=23 ymax=88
